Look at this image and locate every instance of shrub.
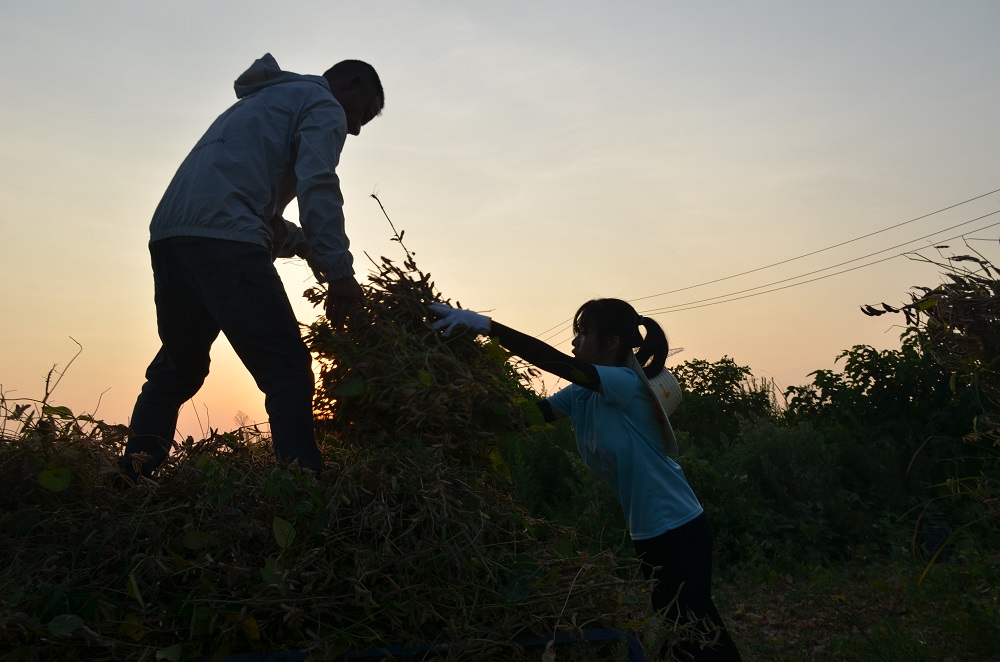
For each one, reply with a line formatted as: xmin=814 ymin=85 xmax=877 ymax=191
xmin=681 ymin=419 xmax=890 ymax=571
xmin=670 ymin=356 xmax=780 ymax=450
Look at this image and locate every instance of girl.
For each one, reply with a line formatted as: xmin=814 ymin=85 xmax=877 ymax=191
xmin=429 ymin=298 xmax=741 ymax=661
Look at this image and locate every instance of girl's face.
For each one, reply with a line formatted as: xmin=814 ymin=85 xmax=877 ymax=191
xmin=572 ymin=323 xmax=619 ymax=366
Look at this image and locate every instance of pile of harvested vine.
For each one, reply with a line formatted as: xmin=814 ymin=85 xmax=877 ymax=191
xmin=0 ymin=231 xmax=655 ymax=660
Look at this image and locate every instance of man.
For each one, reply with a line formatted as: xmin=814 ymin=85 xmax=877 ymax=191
xmin=121 ymin=53 xmax=384 ymax=481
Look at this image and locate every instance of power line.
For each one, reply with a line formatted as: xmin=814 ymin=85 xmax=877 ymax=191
xmin=639 ymin=220 xmax=1000 ymax=315
xmin=640 ymin=209 xmax=1000 ymax=313
xmin=539 ymin=216 xmax=1000 ymax=345
xmin=630 ymin=186 xmax=1000 ymax=304
xmin=534 ymin=186 xmax=1000 ymax=340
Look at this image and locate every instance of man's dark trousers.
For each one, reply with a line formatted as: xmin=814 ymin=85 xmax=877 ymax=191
xmin=123 ymin=236 xmax=322 ymax=480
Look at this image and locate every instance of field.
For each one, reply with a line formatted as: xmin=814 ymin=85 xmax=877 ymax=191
xmin=722 ymin=555 xmax=1000 ymax=661
xmin=3 ymin=242 xmax=999 ymax=660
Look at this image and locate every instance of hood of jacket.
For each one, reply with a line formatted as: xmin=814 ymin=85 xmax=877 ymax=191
xmin=233 ymin=53 xmax=330 ymax=99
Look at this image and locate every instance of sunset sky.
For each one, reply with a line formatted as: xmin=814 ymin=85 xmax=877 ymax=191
xmin=2 ymin=1 xmax=999 ymax=439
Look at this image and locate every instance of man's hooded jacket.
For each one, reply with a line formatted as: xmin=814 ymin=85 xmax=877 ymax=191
xmin=149 ymin=53 xmax=353 ymax=281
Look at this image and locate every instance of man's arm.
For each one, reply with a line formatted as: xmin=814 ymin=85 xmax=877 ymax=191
xmin=293 ymin=95 xmax=363 ymax=326
xmin=271 ymin=216 xmax=309 ymax=259
xmin=293 ymin=96 xmax=353 ymax=281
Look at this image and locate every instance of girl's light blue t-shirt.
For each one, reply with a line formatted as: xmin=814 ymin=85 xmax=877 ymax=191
xmin=546 ymin=365 xmax=703 ymax=540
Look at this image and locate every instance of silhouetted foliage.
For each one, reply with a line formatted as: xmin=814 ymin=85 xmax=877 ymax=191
xmin=863 ymin=246 xmax=1000 ymax=524
xmin=669 ymin=356 xmax=779 ymax=449
xmin=784 ymin=336 xmax=975 ymax=505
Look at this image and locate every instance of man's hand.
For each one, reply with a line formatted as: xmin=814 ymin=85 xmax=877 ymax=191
xmin=326 ymin=276 xmax=364 ymax=329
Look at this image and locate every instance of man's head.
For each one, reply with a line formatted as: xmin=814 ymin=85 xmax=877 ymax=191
xmin=323 ymin=60 xmax=384 ymax=136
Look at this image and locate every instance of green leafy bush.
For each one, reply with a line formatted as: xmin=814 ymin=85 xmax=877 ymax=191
xmin=681 ymin=419 xmax=898 ymax=571
xmin=670 ymin=356 xmax=780 ymax=450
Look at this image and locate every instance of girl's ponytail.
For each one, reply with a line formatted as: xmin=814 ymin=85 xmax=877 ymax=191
xmin=635 ymin=315 xmax=669 ymax=378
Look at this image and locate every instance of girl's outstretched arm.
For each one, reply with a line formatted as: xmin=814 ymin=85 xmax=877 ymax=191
xmin=488 ymin=322 xmax=601 ymax=392
xmin=428 ymin=303 xmax=601 ymax=392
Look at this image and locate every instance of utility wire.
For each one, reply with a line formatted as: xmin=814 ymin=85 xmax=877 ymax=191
xmin=639 ymin=219 xmax=1000 ymax=316
xmin=534 ymin=186 xmax=1000 ymax=340
xmin=539 ymin=214 xmax=1000 ymax=344
xmin=630 ymin=186 xmax=1000 ymax=304
xmin=642 ymin=209 xmax=1000 ymax=313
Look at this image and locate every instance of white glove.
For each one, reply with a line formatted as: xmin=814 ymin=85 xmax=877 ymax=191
xmin=428 ymin=303 xmax=491 ymax=337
